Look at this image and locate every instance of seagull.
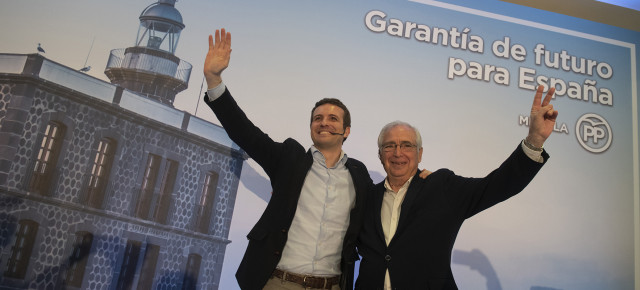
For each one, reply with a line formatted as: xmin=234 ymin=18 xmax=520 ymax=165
xmin=79 ymin=66 xmax=91 ymax=72
xmin=37 ymin=43 xmax=45 ymax=54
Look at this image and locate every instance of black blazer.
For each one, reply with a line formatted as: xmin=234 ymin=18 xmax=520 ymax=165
xmin=204 ymin=88 xmax=372 ymax=290
xmin=356 ymin=145 xmax=548 ymax=290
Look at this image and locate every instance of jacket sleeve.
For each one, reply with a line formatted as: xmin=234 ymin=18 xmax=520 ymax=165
xmin=204 ymin=88 xmax=287 ymax=177
xmin=444 ymin=143 xmax=549 ymax=219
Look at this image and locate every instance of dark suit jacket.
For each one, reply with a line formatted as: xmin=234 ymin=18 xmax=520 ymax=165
xmin=204 ymin=88 xmax=372 ymax=290
xmin=356 ymin=145 xmax=548 ymax=290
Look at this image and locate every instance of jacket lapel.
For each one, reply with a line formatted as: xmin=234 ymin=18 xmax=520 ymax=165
xmin=345 ymin=159 xmax=363 ymax=210
xmin=373 ymin=182 xmax=387 ymax=243
xmin=393 ymin=170 xmax=426 ymax=242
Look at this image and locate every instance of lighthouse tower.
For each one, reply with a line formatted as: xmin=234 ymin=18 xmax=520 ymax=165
xmin=105 ymin=0 xmax=191 ymax=105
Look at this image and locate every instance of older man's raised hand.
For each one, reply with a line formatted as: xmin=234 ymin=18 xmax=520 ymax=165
xmin=526 ymin=85 xmax=559 ymax=148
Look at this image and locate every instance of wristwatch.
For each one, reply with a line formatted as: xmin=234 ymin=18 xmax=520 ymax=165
xmin=523 ymin=138 xmax=543 ymax=152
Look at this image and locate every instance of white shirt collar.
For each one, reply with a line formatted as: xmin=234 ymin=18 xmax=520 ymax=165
xmin=310 ymin=145 xmax=348 ymax=168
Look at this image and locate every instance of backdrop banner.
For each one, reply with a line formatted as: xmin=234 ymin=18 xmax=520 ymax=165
xmin=1 ymin=0 xmax=638 ymax=289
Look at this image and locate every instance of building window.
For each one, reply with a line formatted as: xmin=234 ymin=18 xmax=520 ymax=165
xmin=115 ymin=240 xmax=141 ymax=290
xmin=4 ymin=220 xmax=39 ymax=279
xmin=181 ymin=254 xmax=201 ymax=290
xmin=195 ymin=171 xmax=218 ymax=234
xmin=137 ymin=244 xmax=160 ymax=290
xmin=135 ymin=154 xmax=161 ymax=219
xmin=86 ymin=138 xmax=116 ymax=208
xmin=64 ymin=231 xmax=93 ymax=287
xmin=30 ymin=121 xmax=66 ymax=195
xmin=135 ymin=154 xmax=178 ymax=224
xmin=153 ymin=159 xmax=178 ymax=224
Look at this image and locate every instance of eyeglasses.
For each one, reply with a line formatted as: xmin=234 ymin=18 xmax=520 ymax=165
xmin=380 ymin=143 xmax=417 ymax=152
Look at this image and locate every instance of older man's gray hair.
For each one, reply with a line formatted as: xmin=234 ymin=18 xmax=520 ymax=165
xmin=377 ymin=121 xmax=423 ymax=149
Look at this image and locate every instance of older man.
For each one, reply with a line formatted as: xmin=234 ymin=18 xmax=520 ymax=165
xmin=356 ymin=86 xmax=558 ymax=289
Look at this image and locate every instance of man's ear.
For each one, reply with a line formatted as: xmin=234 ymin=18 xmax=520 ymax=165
xmin=343 ymin=126 xmax=351 ymax=139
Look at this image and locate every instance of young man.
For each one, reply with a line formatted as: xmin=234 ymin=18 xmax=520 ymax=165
xmin=203 ymin=29 xmax=372 ymax=290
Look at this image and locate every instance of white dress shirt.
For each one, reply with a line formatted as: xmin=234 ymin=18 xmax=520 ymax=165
xmin=277 ymin=147 xmax=355 ymax=276
xmin=381 ymin=176 xmax=413 ymax=290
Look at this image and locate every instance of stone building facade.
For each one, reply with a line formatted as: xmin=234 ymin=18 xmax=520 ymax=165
xmin=0 ymin=53 xmax=245 ymax=289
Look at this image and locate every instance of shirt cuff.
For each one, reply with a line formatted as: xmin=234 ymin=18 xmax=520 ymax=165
xmin=521 ymin=140 xmax=544 ymax=163
xmin=205 ymin=82 xmax=226 ymax=102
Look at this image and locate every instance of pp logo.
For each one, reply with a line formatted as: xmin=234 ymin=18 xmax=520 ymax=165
xmin=576 ymin=113 xmax=612 ymax=153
